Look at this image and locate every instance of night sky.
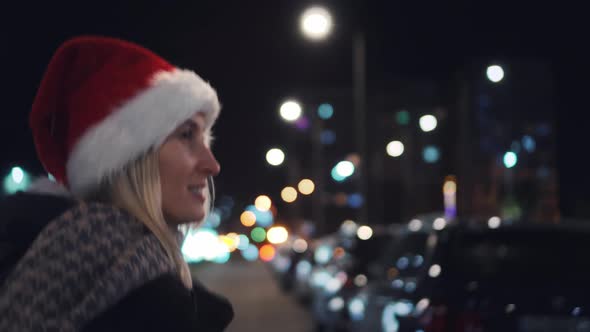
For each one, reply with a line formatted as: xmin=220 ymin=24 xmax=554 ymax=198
xmin=1 ymin=1 xmax=588 ymax=218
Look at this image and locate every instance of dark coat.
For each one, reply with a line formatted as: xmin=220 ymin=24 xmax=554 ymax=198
xmin=0 ymin=192 xmax=233 ymax=331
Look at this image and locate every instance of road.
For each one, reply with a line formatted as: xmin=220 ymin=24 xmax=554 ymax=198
xmin=192 ymin=259 xmax=315 ymax=332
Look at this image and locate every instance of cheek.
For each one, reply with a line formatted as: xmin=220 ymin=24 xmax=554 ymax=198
xmin=158 ymin=146 xmax=191 ymax=202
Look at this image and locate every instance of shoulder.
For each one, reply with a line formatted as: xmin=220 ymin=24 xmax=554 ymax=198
xmin=85 ymin=274 xmax=235 ymax=332
xmin=84 ymin=274 xmax=198 ymax=332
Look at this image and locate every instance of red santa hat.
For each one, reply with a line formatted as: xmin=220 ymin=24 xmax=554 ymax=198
xmin=29 ymin=36 xmax=220 ymax=196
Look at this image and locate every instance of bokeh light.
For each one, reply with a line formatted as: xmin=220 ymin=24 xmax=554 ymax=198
xmin=255 ymin=195 xmax=272 ymax=211
xmin=293 ymin=238 xmax=308 ymax=253
xmin=503 ymin=151 xmax=518 ymax=168
xmin=522 ymin=135 xmax=536 ymax=152
xmin=267 ymin=226 xmax=289 ymax=244
xmin=396 ymin=110 xmax=410 ymax=126
xmin=11 ymin=167 xmax=24 ymax=183
xmin=347 ymin=193 xmax=363 ymax=208
xmin=294 ymin=115 xmax=310 ymax=131
xmin=488 ymin=216 xmax=502 ymax=229
xmin=443 ymin=178 xmax=457 ymax=195
xmin=320 ymin=129 xmax=336 ymax=145
xmin=386 ymin=141 xmax=404 ymax=157
xmin=242 ymin=244 xmax=259 ymax=261
xmin=251 ymin=227 xmax=267 ymax=243
xmin=246 ymin=205 xmax=274 ymax=227
xmin=333 ymin=192 xmax=348 ymax=206
xmin=298 ymin=179 xmax=315 ymax=195
xmin=419 ymin=115 xmax=438 ymax=132
xmin=279 ymin=100 xmax=302 ymax=121
xmin=334 ymin=161 xmax=354 ymax=179
xmin=203 ymin=209 xmax=221 ymax=228
xmin=259 ymin=244 xmax=276 ymax=262
xmin=408 ymin=219 xmax=423 ymax=232
xmin=423 ymin=145 xmax=440 ymax=163
xmin=237 ymin=234 xmax=250 ymax=250
xmin=340 ymin=219 xmax=358 ymax=237
xmin=219 ymin=235 xmax=238 ymax=252
xmin=181 ymin=228 xmax=230 ymax=264
xmin=266 ymin=148 xmax=285 ymax=166
xmin=357 ymin=225 xmax=373 ymax=240
xmin=240 ymin=211 xmax=256 ymax=227
xmin=433 ymin=218 xmax=446 ymax=230
xmin=300 ymin=6 xmax=333 ymax=41
xmin=3 ymin=166 xmax=31 ymax=194
xmin=487 ymin=65 xmax=505 ymax=83
xmin=429 ymin=264 xmax=442 ymax=278
xmin=346 ymin=153 xmax=361 ymax=167
xmin=318 ymin=103 xmax=334 ymax=119
xmin=281 ymin=186 xmax=298 ymax=203
xmin=314 ymin=245 xmax=333 ymax=264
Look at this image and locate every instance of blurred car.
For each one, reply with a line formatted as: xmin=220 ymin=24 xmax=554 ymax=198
xmin=309 ymin=226 xmax=399 ymax=331
xmin=292 ymin=233 xmax=341 ymax=305
xmin=354 ymin=221 xmax=590 ymax=332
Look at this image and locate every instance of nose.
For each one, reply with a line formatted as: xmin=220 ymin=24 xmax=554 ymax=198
xmin=200 ymin=146 xmax=221 ymax=176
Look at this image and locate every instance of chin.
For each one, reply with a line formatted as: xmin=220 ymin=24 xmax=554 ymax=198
xmin=166 ymin=211 xmax=205 ymax=226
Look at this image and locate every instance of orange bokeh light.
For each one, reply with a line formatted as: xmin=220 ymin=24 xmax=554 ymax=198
xmin=259 ymin=244 xmax=276 ymax=262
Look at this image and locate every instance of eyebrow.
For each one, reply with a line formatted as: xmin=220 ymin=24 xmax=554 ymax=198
xmin=181 ymin=118 xmax=204 ymax=131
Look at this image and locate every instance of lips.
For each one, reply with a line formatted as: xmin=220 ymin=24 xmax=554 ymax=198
xmin=188 ymin=185 xmax=206 ymax=201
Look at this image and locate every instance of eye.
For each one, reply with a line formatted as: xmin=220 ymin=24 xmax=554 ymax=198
xmin=180 ymin=127 xmax=194 ymax=140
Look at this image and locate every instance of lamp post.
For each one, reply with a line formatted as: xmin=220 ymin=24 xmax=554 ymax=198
xmin=300 ymin=5 xmax=368 ymax=226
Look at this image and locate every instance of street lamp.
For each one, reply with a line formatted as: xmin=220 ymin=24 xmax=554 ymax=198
xmin=299 ymin=5 xmax=368 ymax=227
xmin=266 ymin=148 xmax=285 ymax=166
xmin=279 ymin=100 xmax=302 ymax=122
xmin=486 ymin=65 xmax=505 ymax=83
xmin=419 ymin=114 xmax=438 ymax=132
xmin=300 ymin=6 xmax=333 ymax=41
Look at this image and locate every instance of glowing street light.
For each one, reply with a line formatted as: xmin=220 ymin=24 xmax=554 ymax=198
xmin=419 ymin=115 xmax=438 ymax=132
xmin=487 ymin=65 xmax=505 ymax=83
xmin=386 ymin=140 xmax=404 ymax=157
xmin=266 ymin=148 xmax=285 ymax=166
xmin=300 ymin=6 xmax=333 ymax=41
xmin=279 ymin=100 xmax=302 ymax=122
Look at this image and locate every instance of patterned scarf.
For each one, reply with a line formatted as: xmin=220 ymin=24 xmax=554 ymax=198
xmin=0 ymin=202 xmax=176 ymax=331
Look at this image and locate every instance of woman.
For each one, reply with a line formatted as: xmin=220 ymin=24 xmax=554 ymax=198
xmin=0 ymin=36 xmax=233 ymax=331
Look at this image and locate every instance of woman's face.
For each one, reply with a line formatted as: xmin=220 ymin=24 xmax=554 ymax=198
xmin=158 ymin=113 xmax=220 ymax=224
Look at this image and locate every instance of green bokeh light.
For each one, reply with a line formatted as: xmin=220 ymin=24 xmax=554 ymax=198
xmin=251 ymin=227 xmax=267 ymax=243
xmin=395 ymin=110 xmax=410 ymax=126
xmin=3 ymin=167 xmax=31 ymax=194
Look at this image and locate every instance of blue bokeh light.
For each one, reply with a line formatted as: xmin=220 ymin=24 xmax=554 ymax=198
xmin=423 ymin=146 xmax=440 ymax=163
xmin=320 ymin=129 xmax=336 ymax=145
xmin=347 ymin=193 xmax=363 ymax=208
xmin=246 ymin=205 xmax=274 ymax=227
xmin=242 ymin=244 xmax=259 ymax=261
xmin=318 ymin=103 xmax=334 ymax=119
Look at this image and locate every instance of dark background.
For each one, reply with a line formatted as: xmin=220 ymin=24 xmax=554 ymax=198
xmin=1 ymin=1 xmax=588 ymax=226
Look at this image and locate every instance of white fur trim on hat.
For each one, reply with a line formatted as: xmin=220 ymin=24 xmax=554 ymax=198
xmin=66 ymin=69 xmax=220 ymax=196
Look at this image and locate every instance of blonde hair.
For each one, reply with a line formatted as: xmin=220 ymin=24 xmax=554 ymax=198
xmin=86 ymin=150 xmax=203 ymax=289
